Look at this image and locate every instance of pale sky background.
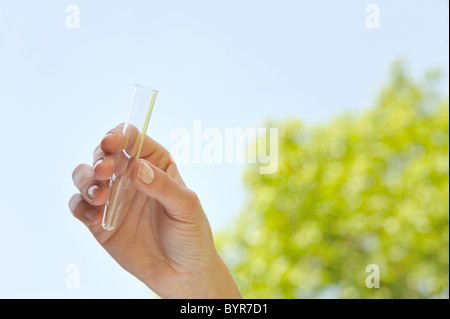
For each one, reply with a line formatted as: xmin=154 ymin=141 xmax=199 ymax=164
xmin=0 ymin=0 xmax=448 ymax=298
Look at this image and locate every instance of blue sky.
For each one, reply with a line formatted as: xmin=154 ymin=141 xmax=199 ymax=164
xmin=0 ymin=0 xmax=448 ymax=298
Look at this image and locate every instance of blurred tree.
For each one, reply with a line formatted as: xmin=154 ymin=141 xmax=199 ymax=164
xmin=216 ymin=62 xmax=449 ymax=298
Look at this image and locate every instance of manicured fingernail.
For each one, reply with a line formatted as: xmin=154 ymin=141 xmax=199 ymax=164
xmin=138 ymin=161 xmax=154 ymax=184
xmin=84 ymin=209 xmax=97 ymax=221
xmin=87 ymin=184 xmax=102 ymax=199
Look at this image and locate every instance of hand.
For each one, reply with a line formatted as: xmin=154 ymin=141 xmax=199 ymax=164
xmin=69 ymin=124 xmax=241 ymax=299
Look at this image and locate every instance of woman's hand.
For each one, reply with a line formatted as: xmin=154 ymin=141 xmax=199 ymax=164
xmin=69 ymin=124 xmax=241 ymax=299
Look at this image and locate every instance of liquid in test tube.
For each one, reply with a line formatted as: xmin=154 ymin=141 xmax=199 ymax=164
xmin=102 ymin=85 xmax=158 ymax=231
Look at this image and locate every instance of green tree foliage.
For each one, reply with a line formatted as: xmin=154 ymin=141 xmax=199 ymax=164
xmin=216 ymin=63 xmax=449 ymax=298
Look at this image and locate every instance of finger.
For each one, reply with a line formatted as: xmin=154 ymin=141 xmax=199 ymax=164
xmin=100 ymin=124 xmax=126 ymax=155
xmin=130 ymin=159 xmax=201 ymax=222
xmin=69 ymin=193 xmax=103 ymax=227
xmin=165 ymin=158 xmax=186 ymax=187
xmin=72 ymin=164 xmax=109 ymax=206
xmin=92 ymin=145 xmax=115 ymax=181
xmin=93 ymin=144 xmax=104 ymax=164
xmin=101 ymin=125 xmax=174 ymax=171
xmin=100 ymin=124 xmax=126 ymax=154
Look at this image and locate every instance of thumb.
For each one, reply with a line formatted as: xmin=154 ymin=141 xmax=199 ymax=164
xmin=130 ymin=159 xmax=202 ymax=221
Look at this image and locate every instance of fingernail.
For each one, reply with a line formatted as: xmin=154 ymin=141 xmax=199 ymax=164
xmin=87 ymin=184 xmax=102 ymax=199
xmin=138 ymin=161 xmax=154 ymax=184
xmin=84 ymin=209 xmax=97 ymax=221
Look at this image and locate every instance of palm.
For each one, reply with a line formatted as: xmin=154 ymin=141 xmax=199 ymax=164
xmin=90 ymin=177 xmax=211 ymax=297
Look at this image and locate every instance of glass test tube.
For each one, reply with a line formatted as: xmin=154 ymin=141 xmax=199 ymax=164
xmin=102 ymin=85 xmax=158 ymax=231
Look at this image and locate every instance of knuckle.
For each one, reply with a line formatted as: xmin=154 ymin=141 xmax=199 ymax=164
xmin=161 ymin=152 xmax=173 ymax=170
xmin=185 ymin=190 xmax=201 ymax=212
xmin=168 ymin=152 xmax=177 ymax=166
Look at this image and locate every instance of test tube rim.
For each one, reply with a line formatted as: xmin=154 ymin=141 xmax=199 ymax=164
xmin=134 ymin=84 xmax=159 ymax=93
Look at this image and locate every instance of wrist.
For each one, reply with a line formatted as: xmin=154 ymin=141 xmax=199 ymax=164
xmin=163 ymin=251 xmax=241 ymax=299
xmin=205 ymin=251 xmax=242 ymax=299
